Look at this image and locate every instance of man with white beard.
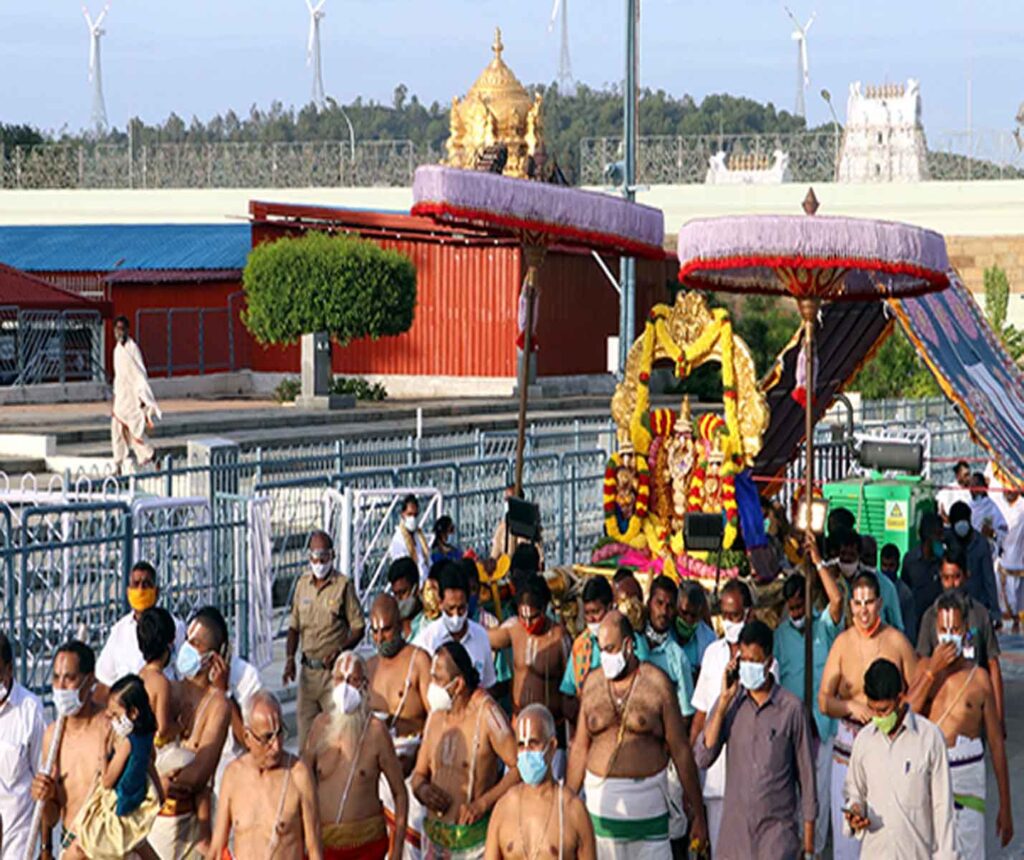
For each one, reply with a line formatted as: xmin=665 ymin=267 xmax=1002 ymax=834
xmin=305 ymin=652 xmax=408 ymax=860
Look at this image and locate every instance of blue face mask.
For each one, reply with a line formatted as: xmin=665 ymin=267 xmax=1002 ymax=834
xmin=931 ymin=540 xmax=944 ymax=558
xmin=517 ymin=750 xmax=549 ymax=786
xmin=739 ymin=660 xmax=767 ymax=691
xmin=175 ymin=642 xmax=205 ymax=679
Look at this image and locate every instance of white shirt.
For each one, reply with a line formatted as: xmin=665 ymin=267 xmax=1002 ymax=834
xmin=936 ymin=485 xmax=970 ymax=520
xmin=388 ymin=527 xmax=431 ymax=581
xmin=95 ymin=610 xmax=187 ymax=687
xmin=844 ymin=710 xmax=957 ymax=859
xmin=413 ymin=616 xmax=497 ymax=690
xmin=213 ymin=656 xmax=263 ymax=796
xmin=0 ymin=682 xmax=45 ymax=860
xmin=691 ymin=637 xmax=779 ymax=799
xmin=1000 ymin=497 xmax=1024 ymax=571
xmin=970 ymin=495 xmax=1008 ymax=557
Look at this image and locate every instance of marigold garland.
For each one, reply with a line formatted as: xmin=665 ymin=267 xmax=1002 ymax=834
xmin=603 ymin=452 xmax=650 ymax=546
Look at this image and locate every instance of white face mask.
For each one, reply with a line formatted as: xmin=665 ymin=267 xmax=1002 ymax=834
xmin=404 ymin=516 xmax=418 ymax=532
xmin=442 ymin=610 xmax=467 ymax=635
xmin=838 ymin=561 xmax=860 ymax=577
xmin=600 ymin=647 xmax=629 ymax=680
xmin=587 ymin=622 xmax=601 ymax=637
xmin=331 ymin=681 xmax=364 ymax=715
xmin=111 ymin=713 xmax=134 ymax=738
xmin=722 ymin=619 xmax=744 ymax=644
xmin=53 ymin=683 xmax=87 ymax=717
xmin=311 ymin=561 xmax=330 ymax=579
xmin=790 ymin=615 xmax=807 ymax=631
xmin=427 ymin=680 xmax=455 ymax=712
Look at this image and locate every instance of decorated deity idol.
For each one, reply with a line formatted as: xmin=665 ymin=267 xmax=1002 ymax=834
xmin=614 ymin=438 xmax=639 ymax=521
xmin=666 ymin=397 xmax=697 ymax=531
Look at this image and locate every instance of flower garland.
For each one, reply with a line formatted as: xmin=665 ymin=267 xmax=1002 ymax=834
xmin=603 ymin=452 xmax=650 ymax=546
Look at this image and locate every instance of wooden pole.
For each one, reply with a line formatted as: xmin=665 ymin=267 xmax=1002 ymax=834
xmin=799 ymin=297 xmax=820 ymax=717
xmin=514 ymin=245 xmax=546 ymax=497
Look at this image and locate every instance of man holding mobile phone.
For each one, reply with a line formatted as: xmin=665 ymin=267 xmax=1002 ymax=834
xmin=843 ymin=658 xmax=956 ymax=859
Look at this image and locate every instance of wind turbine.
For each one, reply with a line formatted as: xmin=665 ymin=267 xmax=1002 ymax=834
xmin=548 ymin=0 xmax=575 ymax=95
xmin=784 ymin=6 xmax=814 ymax=119
xmin=306 ymin=0 xmax=327 ymax=110
xmin=83 ymin=4 xmax=110 ymax=134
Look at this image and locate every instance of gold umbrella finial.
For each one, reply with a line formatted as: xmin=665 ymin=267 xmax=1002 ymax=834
xmin=492 ymin=27 xmax=504 ymax=59
xmin=802 ymin=187 xmax=820 ymax=216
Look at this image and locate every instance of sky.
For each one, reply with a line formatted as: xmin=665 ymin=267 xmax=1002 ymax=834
xmin=1 ymin=1 xmax=1022 ymax=140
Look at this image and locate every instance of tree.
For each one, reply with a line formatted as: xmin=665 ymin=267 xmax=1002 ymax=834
xmin=849 ymin=325 xmax=940 ymax=400
xmin=242 ymin=232 xmax=416 ymax=346
xmin=983 ymin=265 xmax=1024 ymax=362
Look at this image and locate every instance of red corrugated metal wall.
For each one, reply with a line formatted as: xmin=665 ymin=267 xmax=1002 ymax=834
xmin=250 ymin=223 xmax=521 ymax=377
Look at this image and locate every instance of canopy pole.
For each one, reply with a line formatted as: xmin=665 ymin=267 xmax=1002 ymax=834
xmin=515 ymin=245 xmax=546 ymax=496
xmin=799 ymin=296 xmax=821 ymax=718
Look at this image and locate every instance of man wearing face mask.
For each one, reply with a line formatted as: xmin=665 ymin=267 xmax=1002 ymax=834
xmin=675 ymin=583 xmax=716 ymax=685
xmin=485 ymin=704 xmax=596 ymax=860
xmin=937 ymin=460 xmax=972 ymax=524
xmin=567 ymin=611 xmax=707 ymax=858
xmin=366 ymin=594 xmax=432 ymax=859
xmin=916 ymin=548 xmax=1004 ymax=727
xmin=412 ymin=564 xmax=497 ymax=695
xmin=776 ymin=538 xmax=843 ymax=858
xmin=908 ymin=592 xmax=1013 ymax=856
xmin=558 ymin=576 xmax=649 ymax=724
xmin=695 ymin=620 xmax=817 ymax=859
xmin=901 ymin=513 xmax=945 ymax=624
xmin=94 ymin=561 xmax=187 ymax=704
xmin=211 ymin=690 xmax=322 ymax=860
xmin=285 ymin=530 xmax=366 ymax=750
xmin=30 ymin=641 xmax=109 ymax=856
xmin=947 ymin=501 xmax=1001 ymax=624
xmin=0 ymin=632 xmax=45 ymax=860
xmin=690 ymin=580 xmax=777 ymax=851
xmin=412 ymin=642 xmax=519 ymax=859
xmin=389 ymin=495 xmax=431 ymax=582
xmin=149 ymin=610 xmax=232 ymax=859
xmin=829 ymin=528 xmax=904 ymax=633
xmin=389 ymin=559 xmax=427 ymax=641
xmin=305 ymin=653 xmax=406 ymax=860
xmin=843 ymin=658 xmax=956 ymax=859
xmin=818 ymin=571 xmax=917 ymax=860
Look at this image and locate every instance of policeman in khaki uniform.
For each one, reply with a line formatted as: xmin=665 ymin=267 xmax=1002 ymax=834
xmin=283 ymin=529 xmax=365 ymax=747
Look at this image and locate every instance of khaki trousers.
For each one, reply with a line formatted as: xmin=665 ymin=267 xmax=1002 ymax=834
xmin=297 ymin=664 xmax=333 ymax=750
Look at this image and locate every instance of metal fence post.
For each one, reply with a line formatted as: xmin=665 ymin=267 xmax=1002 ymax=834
xmin=166 ymin=310 xmax=173 ymax=378
xmin=59 ymin=312 xmax=67 ymax=384
xmin=557 ymin=454 xmax=567 ymax=565
xmin=453 ymin=463 xmax=462 ymax=532
xmin=334 ymin=440 xmax=343 ymax=477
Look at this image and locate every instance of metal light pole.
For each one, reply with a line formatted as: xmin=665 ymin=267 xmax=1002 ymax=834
xmin=821 ymin=89 xmax=840 ymax=181
xmin=618 ymin=0 xmax=639 ymax=375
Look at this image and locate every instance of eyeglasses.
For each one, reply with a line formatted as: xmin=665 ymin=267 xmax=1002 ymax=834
xmin=309 ymin=551 xmax=332 ymax=562
xmin=247 ymin=726 xmax=287 ymax=746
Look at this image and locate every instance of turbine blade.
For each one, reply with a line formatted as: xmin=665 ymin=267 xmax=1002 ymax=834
xmin=307 ymin=18 xmax=316 ymax=62
xmin=305 ymin=0 xmax=314 ymax=10
xmin=783 ymin=4 xmax=800 ymax=27
xmin=804 ymin=13 xmax=815 ymax=33
xmin=549 ymin=0 xmax=561 ymax=31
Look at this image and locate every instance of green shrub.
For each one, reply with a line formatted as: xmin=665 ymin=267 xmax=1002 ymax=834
xmin=330 ymin=376 xmax=388 ymax=401
xmin=273 ymin=377 xmax=301 ymax=403
xmin=242 ymin=232 xmax=416 ymax=346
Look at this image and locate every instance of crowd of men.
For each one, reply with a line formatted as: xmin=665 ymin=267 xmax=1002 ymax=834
xmin=0 ymin=467 xmax=1018 ymax=859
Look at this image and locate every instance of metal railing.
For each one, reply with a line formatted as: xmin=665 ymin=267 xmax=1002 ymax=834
xmin=135 ymin=295 xmax=244 ymax=377
xmin=579 ymin=129 xmax=1024 ymax=186
xmin=0 ymin=308 xmax=105 ymax=387
xmin=0 ymin=139 xmax=427 ymax=190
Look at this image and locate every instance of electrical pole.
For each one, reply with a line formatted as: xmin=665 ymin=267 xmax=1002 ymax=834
xmin=619 ymin=0 xmax=639 ymax=375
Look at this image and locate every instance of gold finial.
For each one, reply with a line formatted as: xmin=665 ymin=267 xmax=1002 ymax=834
xmin=492 ymin=27 xmax=504 ymax=59
xmin=678 ymin=395 xmax=692 ymax=432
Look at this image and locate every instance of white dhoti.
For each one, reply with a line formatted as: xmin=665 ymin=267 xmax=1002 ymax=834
xmin=147 ymin=812 xmax=204 ymax=860
xmin=382 ymin=736 xmax=425 ymax=860
xmin=111 ymin=338 xmax=160 ymax=471
xmin=584 ymin=769 xmax=671 ymax=860
xmin=949 ymin=735 xmax=986 ymax=860
xmin=832 ymin=720 xmax=862 ymax=860
xmin=998 ymin=564 xmax=1024 ymax=619
xmin=664 ymin=762 xmax=687 ymax=841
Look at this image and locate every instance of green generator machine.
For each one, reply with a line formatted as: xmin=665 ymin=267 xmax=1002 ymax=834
xmin=822 ymin=475 xmax=937 ymax=566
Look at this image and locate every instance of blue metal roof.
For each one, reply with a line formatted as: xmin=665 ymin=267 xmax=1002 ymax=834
xmin=0 ymin=224 xmax=251 ymax=272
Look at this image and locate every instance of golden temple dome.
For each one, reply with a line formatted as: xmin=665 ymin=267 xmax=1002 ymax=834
xmin=445 ymin=27 xmax=544 ymax=180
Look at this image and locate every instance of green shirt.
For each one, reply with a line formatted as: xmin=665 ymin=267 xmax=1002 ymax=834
xmin=645 ymin=633 xmax=696 ymax=717
xmin=776 ymin=608 xmax=841 ymax=740
xmin=559 ymin=631 xmax=650 ymax=696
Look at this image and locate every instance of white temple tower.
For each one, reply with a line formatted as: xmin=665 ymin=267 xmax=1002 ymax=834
xmin=837 ymin=79 xmax=929 ymax=183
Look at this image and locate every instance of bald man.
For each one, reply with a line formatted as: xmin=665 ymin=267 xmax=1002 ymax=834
xmin=208 ymin=691 xmax=321 ymax=860
xmin=412 ymin=641 xmax=519 ymax=859
xmin=485 ymin=705 xmax=596 ymax=860
xmin=366 ymin=595 xmax=432 ymax=858
xmin=567 ymin=611 xmax=707 ymax=858
xmin=306 ymin=653 xmax=407 ymax=860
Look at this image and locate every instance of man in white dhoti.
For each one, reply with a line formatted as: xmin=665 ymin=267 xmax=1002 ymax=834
xmin=111 ymin=316 xmax=161 ymax=473
xmin=987 ymin=464 xmax=1024 ymax=633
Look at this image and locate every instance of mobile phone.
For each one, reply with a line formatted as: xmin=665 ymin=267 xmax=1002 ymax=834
xmin=726 ymin=664 xmax=739 ymax=687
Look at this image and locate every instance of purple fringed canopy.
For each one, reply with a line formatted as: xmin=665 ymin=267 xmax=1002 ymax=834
xmin=412 ymin=165 xmax=665 ymax=258
xmin=677 ymin=214 xmax=951 ymax=299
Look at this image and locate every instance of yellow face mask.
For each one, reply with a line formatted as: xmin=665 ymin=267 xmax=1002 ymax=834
xmin=127 ymin=586 xmax=158 ymax=613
